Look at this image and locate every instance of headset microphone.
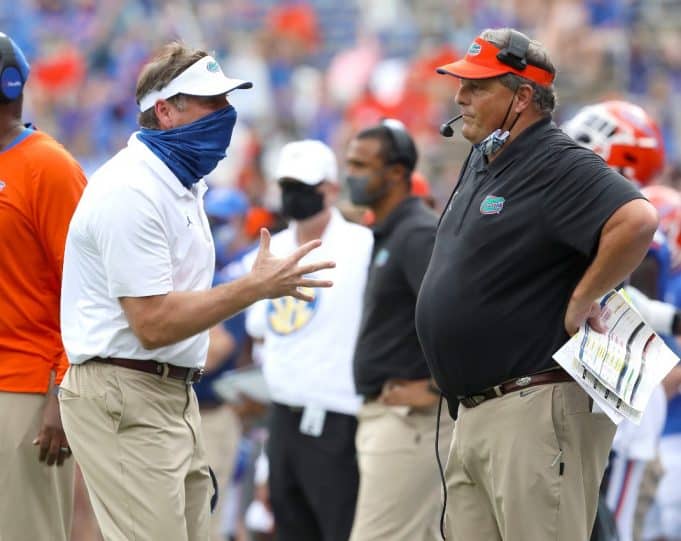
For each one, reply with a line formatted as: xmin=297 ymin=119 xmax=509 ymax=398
xmin=439 ymin=114 xmax=463 ymax=138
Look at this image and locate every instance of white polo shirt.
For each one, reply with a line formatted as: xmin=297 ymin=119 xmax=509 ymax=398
xmin=60 ymin=134 xmax=214 ymax=368
xmin=244 ymin=209 xmax=373 ymax=415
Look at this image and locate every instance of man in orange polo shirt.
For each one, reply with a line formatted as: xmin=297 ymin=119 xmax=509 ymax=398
xmin=0 ymin=32 xmax=86 ymax=540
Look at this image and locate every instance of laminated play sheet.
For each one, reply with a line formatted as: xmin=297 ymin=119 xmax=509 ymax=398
xmin=554 ymin=290 xmax=678 ymax=425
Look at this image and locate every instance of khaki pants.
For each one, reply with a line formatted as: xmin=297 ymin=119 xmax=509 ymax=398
xmin=633 ymin=456 xmax=663 ymax=541
xmin=0 ymin=391 xmax=74 ymax=541
xmin=59 ymin=362 xmax=211 ymax=541
xmin=349 ymin=400 xmax=453 ymax=541
xmin=199 ymin=404 xmax=242 ymax=541
xmin=445 ymin=382 xmax=616 ymax=541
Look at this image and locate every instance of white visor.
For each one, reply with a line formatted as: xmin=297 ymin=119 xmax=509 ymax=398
xmin=138 ymin=56 xmax=252 ymax=112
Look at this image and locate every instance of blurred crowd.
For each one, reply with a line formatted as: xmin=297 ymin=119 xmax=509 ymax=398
xmin=4 ymin=0 xmax=681 ymax=208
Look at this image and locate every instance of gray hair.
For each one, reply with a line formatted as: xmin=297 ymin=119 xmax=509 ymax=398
xmin=481 ymin=28 xmax=557 ymax=114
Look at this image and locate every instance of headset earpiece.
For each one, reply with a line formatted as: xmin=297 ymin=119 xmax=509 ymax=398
xmin=496 ymin=30 xmax=530 ymax=72
xmin=0 ymin=33 xmax=30 ymax=102
xmin=380 ymin=119 xmax=418 ymax=171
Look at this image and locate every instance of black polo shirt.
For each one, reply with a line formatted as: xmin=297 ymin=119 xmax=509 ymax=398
xmin=415 ymin=117 xmax=643 ymax=399
xmin=353 ymin=197 xmax=438 ymax=397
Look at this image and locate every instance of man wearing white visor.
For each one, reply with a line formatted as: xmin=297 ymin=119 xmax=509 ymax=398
xmin=59 ymin=43 xmax=335 ymax=541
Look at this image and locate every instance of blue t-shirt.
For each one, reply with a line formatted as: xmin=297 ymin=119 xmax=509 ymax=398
xmin=194 ymin=247 xmax=255 ymax=404
xmin=663 ymin=394 xmax=681 ymax=436
xmin=648 ymin=229 xmax=672 ymax=301
xmin=193 ymin=314 xmax=246 ymax=404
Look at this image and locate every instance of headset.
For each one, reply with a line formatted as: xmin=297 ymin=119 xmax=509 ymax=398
xmin=440 ymin=30 xmax=532 ymax=138
xmin=0 ymin=33 xmax=30 ymax=102
xmin=496 ymin=30 xmax=530 ymax=71
xmin=380 ymin=118 xmax=418 ymax=171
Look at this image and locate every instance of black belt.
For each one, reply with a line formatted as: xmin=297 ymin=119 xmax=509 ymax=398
xmin=362 ymin=392 xmax=381 ymax=404
xmin=273 ymin=402 xmax=304 ymax=413
xmin=458 ymin=368 xmax=573 ymax=408
xmin=199 ymin=400 xmax=224 ymax=411
xmin=89 ymin=357 xmax=204 ymax=384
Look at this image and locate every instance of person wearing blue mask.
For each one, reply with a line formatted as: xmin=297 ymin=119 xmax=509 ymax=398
xmin=58 ymin=43 xmax=335 ymax=541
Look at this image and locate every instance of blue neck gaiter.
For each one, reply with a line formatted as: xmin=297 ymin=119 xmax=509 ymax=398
xmin=137 ymin=105 xmax=237 ymax=189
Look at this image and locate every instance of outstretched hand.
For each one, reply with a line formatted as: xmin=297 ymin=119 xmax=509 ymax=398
xmin=250 ymin=228 xmax=335 ymax=302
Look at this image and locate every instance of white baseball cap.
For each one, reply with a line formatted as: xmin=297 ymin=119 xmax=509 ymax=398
xmin=275 ymin=140 xmax=338 ymax=185
xmin=138 ymin=55 xmax=252 ymax=112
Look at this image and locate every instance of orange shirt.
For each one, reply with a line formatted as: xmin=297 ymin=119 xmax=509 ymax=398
xmin=0 ymin=128 xmax=86 ymax=393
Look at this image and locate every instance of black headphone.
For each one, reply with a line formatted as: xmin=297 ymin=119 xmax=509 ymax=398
xmin=439 ymin=31 xmax=536 ymax=139
xmin=0 ymin=33 xmax=30 ymax=102
xmin=380 ymin=118 xmax=418 ymax=171
xmin=496 ymin=30 xmax=530 ymax=71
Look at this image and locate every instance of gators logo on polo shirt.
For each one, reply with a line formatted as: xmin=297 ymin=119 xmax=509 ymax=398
xmin=373 ymin=248 xmax=390 ymax=267
xmin=267 ymin=287 xmax=319 ymax=335
xmin=480 ymin=194 xmax=505 ymax=215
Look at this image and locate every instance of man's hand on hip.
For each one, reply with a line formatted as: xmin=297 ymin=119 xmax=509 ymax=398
xmin=33 ymin=392 xmax=71 ymax=466
xmin=564 ymin=297 xmax=606 ymax=336
xmin=379 ymin=378 xmax=439 ymax=408
xmin=250 ymin=228 xmax=335 ymax=302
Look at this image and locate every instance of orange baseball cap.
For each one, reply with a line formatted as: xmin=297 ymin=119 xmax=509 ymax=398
xmin=244 ymin=207 xmax=275 ymax=238
xmin=436 ymin=37 xmax=554 ymax=87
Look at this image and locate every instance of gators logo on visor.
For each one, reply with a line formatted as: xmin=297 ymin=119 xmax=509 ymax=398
xmin=267 ymin=287 xmax=319 ymax=335
xmin=468 ymin=42 xmax=482 ymax=56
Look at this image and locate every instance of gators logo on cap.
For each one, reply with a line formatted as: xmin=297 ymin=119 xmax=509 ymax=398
xmin=480 ymin=195 xmax=505 ymax=215
xmin=468 ymin=42 xmax=482 ymax=56
xmin=206 ymin=61 xmax=220 ymax=73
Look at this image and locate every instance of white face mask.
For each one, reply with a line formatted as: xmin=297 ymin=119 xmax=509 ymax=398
xmin=474 ymin=89 xmax=520 ymax=156
xmin=474 ymin=129 xmax=511 ymax=156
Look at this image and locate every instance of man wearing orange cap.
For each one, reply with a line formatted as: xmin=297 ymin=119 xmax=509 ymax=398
xmin=415 ymin=28 xmax=659 ymax=541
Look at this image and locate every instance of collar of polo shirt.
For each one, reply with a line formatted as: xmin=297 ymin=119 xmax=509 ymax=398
xmin=137 ymin=56 xmax=252 ymax=113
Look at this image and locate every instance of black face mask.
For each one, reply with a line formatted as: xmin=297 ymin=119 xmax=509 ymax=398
xmin=280 ymin=182 xmax=325 ymax=220
xmin=346 ymin=173 xmax=389 ymax=207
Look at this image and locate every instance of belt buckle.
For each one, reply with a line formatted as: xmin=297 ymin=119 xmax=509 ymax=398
xmin=472 ymin=394 xmax=487 ymax=406
xmin=515 ymin=376 xmax=532 ymax=387
xmin=186 ymin=368 xmax=204 ymax=384
xmin=464 ymin=394 xmax=486 ymax=407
